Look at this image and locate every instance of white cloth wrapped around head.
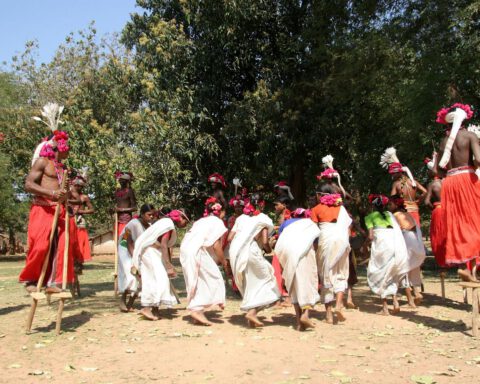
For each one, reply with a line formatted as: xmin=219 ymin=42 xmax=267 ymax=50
xmin=438 ymin=108 xmax=468 ymax=168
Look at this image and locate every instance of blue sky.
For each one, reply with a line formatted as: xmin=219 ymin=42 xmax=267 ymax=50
xmin=0 ymin=0 xmax=139 ymax=65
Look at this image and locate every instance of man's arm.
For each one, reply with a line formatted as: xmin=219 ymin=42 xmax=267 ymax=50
xmin=470 ymin=133 xmax=480 ymax=168
xmin=424 ymin=182 xmax=434 ymax=209
xmin=259 ymin=228 xmax=272 ymax=254
xmin=129 ymin=188 xmax=137 ymax=210
xmin=25 ymin=158 xmax=65 ymax=201
xmin=390 ymin=180 xmax=399 ymax=196
xmin=433 ymin=137 xmax=447 ymax=175
xmin=414 ymin=180 xmax=427 ymax=202
xmin=78 ymin=195 xmax=95 ymax=215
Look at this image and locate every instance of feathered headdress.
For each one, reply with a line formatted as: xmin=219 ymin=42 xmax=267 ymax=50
xmin=115 ymin=170 xmax=134 ymax=181
xmin=436 ymin=103 xmax=474 ymax=168
xmin=318 ymin=154 xmax=347 ymax=197
xmin=31 ymin=103 xmax=69 ymax=165
xmin=73 ymin=166 xmax=89 ymax=185
xmin=208 ymin=173 xmax=227 ymax=189
xmin=274 ymin=181 xmax=294 ymax=200
xmin=380 ymin=147 xmax=416 ymax=187
xmin=424 ymin=152 xmax=437 ymax=172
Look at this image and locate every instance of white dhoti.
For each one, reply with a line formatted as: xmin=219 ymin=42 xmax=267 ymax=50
xmin=275 ymin=219 xmax=321 ymax=308
xmin=140 ymin=248 xmax=178 ymax=307
xmin=367 ymin=212 xmax=409 ymax=298
xmin=180 ymin=216 xmax=228 ymax=311
xmin=400 ymin=228 xmax=426 ymax=289
xmin=132 ymin=218 xmax=179 ymax=307
xmin=229 ymin=214 xmax=280 ymax=311
xmin=118 ymin=245 xmax=138 ymax=293
xmin=317 ymin=207 xmax=352 ymax=304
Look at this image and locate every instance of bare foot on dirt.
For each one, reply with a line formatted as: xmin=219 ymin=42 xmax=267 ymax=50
xmin=325 ymin=312 xmax=334 ymax=324
xmin=299 ymin=314 xmax=315 ymax=330
xmin=245 ymin=314 xmax=264 ymax=328
xmin=25 ymin=284 xmax=37 ymax=293
xmin=140 ymin=307 xmax=159 ymax=321
xmin=191 ymin=311 xmax=213 ymax=326
xmin=413 ymin=296 xmax=422 ymax=306
xmin=335 ymin=309 xmax=346 ymax=322
xmin=345 ymin=301 xmax=358 ymax=310
xmin=377 ymin=309 xmax=390 ymax=316
xmin=391 ymin=306 xmax=400 ymax=314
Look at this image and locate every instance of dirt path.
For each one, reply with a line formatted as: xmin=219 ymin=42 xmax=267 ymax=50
xmin=0 ymin=254 xmax=479 ymax=384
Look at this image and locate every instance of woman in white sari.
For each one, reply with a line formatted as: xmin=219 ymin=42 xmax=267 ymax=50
xmin=132 ymin=210 xmax=188 ymax=320
xmin=180 ymin=198 xmax=228 ymax=326
xmin=275 ymin=209 xmax=321 ymax=331
xmin=117 ymin=204 xmax=156 ymax=312
xmin=365 ymin=194 xmax=410 ymax=315
xmin=388 ymin=196 xmax=426 ymax=308
xmin=228 ymin=204 xmax=280 ymax=327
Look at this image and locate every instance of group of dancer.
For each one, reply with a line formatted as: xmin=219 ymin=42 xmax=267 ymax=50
xmin=18 ymin=101 xmax=480 ymax=331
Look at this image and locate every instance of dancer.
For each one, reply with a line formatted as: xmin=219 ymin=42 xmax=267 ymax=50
xmin=132 ymin=210 xmax=188 ymax=320
xmin=311 ymin=184 xmax=352 ymax=323
xmin=274 ymin=181 xmax=294 ymax=200
xmin=275 ymin=208 xmax=320 ymax=330
xmin=434 ymin=103 xmax=480 ymax=280
xmin=114 ymin=170 xmax=137 ymax=237
xmin=70 ymin=168 xmax=94 ymax=271
xmin=228 ymin=205 xmax=280 ymax=327
xmin=424 ymin=156 xmax=446 ymax=268
xmin=180 ymin=197 xmax=228 ymax=325
xmin=208 ymin=173 xmax=227 ymax=208
xmin=225 ymin=195 xmax=246 ymax=293
xmin=318 ymin=155 xmax=352 ymax=200
xmin=117 ymin=204 xmax=156 ymax=312
xmin=388 ymin=195 xmax=426 ymax=308
xmin=365 ymin=194 xmax=410 ymax=315
xmin=380 ymin=147 xmax=427 ymax=226
xmin=19 ymin=103 xmax=75 ymax=293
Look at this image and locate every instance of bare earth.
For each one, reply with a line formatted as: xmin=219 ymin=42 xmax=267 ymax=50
xmin=0 ymin=252 xmax=479 ymax=384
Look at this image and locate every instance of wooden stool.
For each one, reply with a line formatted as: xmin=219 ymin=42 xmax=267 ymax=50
xmin=459 ymin=281 xmax=480 ymax=337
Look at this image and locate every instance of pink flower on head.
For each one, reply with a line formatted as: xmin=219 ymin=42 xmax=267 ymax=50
xmin=436 ymin=103 xmax=474 ymax=124
xmin=243 ymin=203 xmax=255 ymax=216
xmin=39 ymin=143 xmax=56 ymax=160
xmin=319 ymin=193 xmax=343 ymax=207
xmin=56 ymin=139 xmax=69 ymax=153
xmin=317 ymin=168 xmax=338 ymax=180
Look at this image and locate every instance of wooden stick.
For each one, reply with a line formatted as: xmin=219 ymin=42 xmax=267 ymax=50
xmin=55 ymin=184 xmax=70 ymax=335
xmin=26 ymin=175 xmax=68 ymax=333
xmin=114 ymin=213 xmax=119 ymax=296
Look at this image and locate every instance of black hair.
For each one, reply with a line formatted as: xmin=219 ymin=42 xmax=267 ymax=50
xmin=140 ymin=204 xmax=156 ymax=215
xmin=274 ymin=195 xmax=294 ymax=210
xmin=372 ymin=199 xmax=389 ymax=220
xmin=316 ymin=183 xmax=335 ymax=195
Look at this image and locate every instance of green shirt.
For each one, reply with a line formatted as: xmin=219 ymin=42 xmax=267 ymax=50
xmin=364 ymin=211 xmax=393 ymax=229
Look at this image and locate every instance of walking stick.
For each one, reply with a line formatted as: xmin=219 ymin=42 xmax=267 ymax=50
xmin=55 ymin=193 xmax=71 ymax=335
xmin=114 ymin=212 xmax=119 ymax=296
xmin=26 ymin=174 xmax=68 ymax=333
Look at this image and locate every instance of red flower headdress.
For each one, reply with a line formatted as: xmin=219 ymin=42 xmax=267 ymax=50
xmin=208 ymin=173 xmax=227 ymax=189
xmin=167 ymin=209 xmax=189 ymax=223
xmin=229 ymin=195 xmax=246 ymax=207
xmin=243 ymin=203 xmax=259 ymax=216
xmin=389 ymin=196 xmax=405 ymax=208
xmin=115 ymin=170 xmax=134 ymax=181
xmin=32 ymin=103 xmax=69 ymax=165
xmin=291 ymin=208 xmax=311 ymax=218
xmin=368 ymin=194 xmax=389 ymax=206
xmin=436 ymin=103 xmax=473 ymax=125
xmin=274 ymin=180 xmax=294 ymax=200
xmin=204 ymin=196 xmax=223 ymax=217
xmin=317 ymin=168 xmax=338 ymax=180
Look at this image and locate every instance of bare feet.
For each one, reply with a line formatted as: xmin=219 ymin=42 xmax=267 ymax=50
xmin=299 ymin=313 xmax=315 ymax=330
xmin=413 ymin=297 xmax=422 ymax=306
xmin=458 ymin=268 xmax=477 ymax=282
xmin=325 ymin=312 xmax=334 ymax=324
xmin=391 ymin=306 xmax=400 ymax=314
xmin=280 ymin=297 xmax=292 ymax=307
xmin=245 ymin=313 xmax=264 ymax=327
xmin=119 ymin=293 xmax=129 ymax=313
xmin=45 ymin=286 xmax=62 ymax=294
xmin=406 ymin=300 xmax=417 ymax=309
xmin=191 ymin=311 xmax=213 ymax=326
xmin=335 ymin=309 xmax=346 ymax=322
xmin=377 ymin=309 xmax=390 ymax=316
xmin=25 ymin=284 xmax=37 ymax=293
xmin=345 ymin=301 xmax=358 ymax=310
xmin=140 ymin=307 xmax=159 ymax=321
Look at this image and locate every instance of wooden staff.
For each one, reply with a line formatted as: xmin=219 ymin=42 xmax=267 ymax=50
xmin=55 ymin=191 xmax=70 ymax=335
xmin=114 ymin=212 xmax=119 ymax=296
xmin=26 ymin=174 xmax=68 ymax=333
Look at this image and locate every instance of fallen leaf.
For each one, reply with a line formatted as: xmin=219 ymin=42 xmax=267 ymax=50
xmin=0 ymin=334 xmax=5 ymax=338
xmin=298 ymin=375 xmax=311 ymax=380
xmin=34 ymin=343 xmax=45 ymax=348
xmin=64 ymin=364 xmax=75 ymax=372
xmin=8 ymin=363 xmax=21 ymax=369
xmin=340 ymin=378 xmax=352 ymax=384
xmin=29 ymin=370 xmax=44 ymax=376
xmin=411 ymin=375 xmax=436 ymax=384
xmin=125 ymin=349 xmax=135 ymax=354
xmin=81 ymin=367 xmax=98 ymax=372
xmin=330 ymin=370 xmax=346 ymax=377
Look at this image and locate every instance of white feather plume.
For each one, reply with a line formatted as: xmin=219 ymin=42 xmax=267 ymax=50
xmin=379 ymin=147 xmax=400 ymax=169
xmin=322 ymin=155 xmax=334 ymax=169
xmin=32 ymin=102 xmax=64 ymax=132
xmin=232 ymin=178 xmax=242 ymax=187
xmin=80 ymin=166 xmax=89 ymax=181
xmin=468 ymin=124 xmax=480 ymax=139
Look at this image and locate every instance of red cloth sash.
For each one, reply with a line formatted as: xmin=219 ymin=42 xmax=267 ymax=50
xmin=430 ymin=203 xmax=447 ymax=267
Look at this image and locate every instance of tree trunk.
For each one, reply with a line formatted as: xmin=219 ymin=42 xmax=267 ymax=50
xmin=290 ymin=151 xmax=306 ymax=206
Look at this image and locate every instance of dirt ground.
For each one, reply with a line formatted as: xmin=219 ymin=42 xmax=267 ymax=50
xmin=0 ymin=252 xmax=479 ymax=384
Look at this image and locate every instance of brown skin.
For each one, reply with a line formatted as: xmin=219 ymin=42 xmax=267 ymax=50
xmin=126 ymin=210 xmax=156 ymax=257
xmin=211 ymin=183 xmax=227 ymax=208
xmin=70 ymin=184 xmax=95 ymax=215
xmin=424 ymin=178 xmax=442 ymax=209
xmin=115 ymin=179 xmax=137 ymax=214
xmin=25 ymin=152 xmax=69 ymax=201
xmin=390 ymin=174 xmax=427 ymax=204
xmin=435 ymin=128 xmax=480 ymax=172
